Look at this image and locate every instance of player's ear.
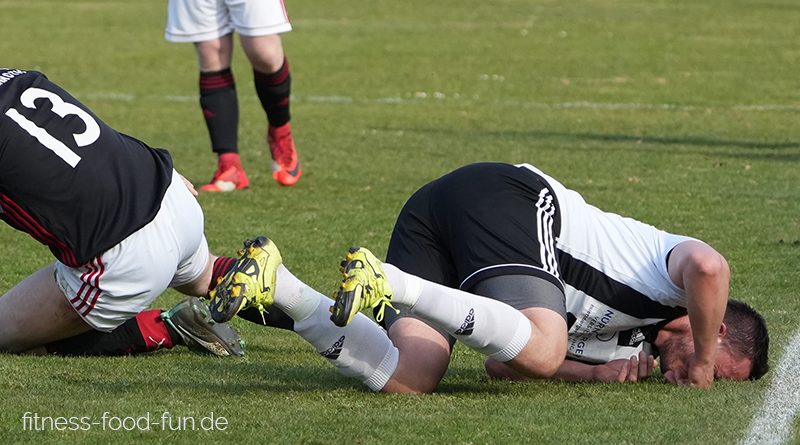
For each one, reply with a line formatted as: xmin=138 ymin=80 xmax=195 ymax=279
xmin=718 ymin=322 xmax=728 ymax=341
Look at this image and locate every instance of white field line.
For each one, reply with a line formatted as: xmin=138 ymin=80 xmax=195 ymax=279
xmin=76 ymin=92 xmax=800 ymax=113
xmin=739 ymin=329 xmax=800 ymax=445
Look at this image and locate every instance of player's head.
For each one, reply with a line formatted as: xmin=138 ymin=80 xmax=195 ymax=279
xmin=657 ymin=299 xmax=769 ymax=381
xmin=720 ymin=299 xmax=769 ymax=380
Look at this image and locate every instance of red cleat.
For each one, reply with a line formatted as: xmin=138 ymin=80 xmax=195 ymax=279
xmin=268 ymin=123 xmax=302 ymax=186
xmin=200 ymin=154 xmax=250 ymax=192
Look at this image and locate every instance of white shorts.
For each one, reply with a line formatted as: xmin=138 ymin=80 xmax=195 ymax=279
xmin=54 ymin=170 xmax=210 ymax=332
xmin=165 ymin=0 xmax=292 ymax=42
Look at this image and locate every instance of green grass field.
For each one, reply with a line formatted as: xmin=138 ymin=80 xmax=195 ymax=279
xmin=1 ymin=0 xmax=799 ymax=443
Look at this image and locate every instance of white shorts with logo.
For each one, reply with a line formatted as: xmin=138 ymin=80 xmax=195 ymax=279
xmin=165 ymin=0 xmax=292 ymax=42
xmin=54 ymin=170 xmax=210 ymax=332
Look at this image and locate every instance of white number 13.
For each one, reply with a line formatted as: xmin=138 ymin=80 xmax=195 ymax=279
xmin=4 ymin=87 xmax=100 ymax=168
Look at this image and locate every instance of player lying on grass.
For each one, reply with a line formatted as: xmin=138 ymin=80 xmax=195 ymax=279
xmin=204 ymin=162 xmax=769 ymax=390
xmin=0 ymin=68 xmax=299 ymax=357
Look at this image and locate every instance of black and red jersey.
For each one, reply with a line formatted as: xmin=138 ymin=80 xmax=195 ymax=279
xmin=0 ymin=69 xmax=174 ymax=266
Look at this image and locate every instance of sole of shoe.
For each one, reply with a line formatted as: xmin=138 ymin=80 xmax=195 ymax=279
xmin=209 ymin=236 xmax=271 ymax=323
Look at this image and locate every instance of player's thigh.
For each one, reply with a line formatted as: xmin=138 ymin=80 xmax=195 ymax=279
xmin=0 ymin=264 xmax=91 ymax=352
xmin=172 ymin=249 xmax=212 ymax=297
xmin=227 ymin=0 xmax=291 ymax=37
xmin=166 ymin=0 xmax=233 ymax=43
xmin=471 ymin=274 xmax=568 ymax=378
xmin=383 ymin=317 xmax=452 ymax=394
xmin=470 ymin=274 xmax=566 ymax=318
xmin=166 ymin=171 xmax=211 ymax=295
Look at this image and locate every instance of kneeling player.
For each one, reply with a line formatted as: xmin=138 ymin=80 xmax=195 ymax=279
xmin=207 ymin=163 xmax=768 ymax=390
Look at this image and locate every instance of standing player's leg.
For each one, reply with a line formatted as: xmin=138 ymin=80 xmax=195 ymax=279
xmin=194 ymin=35 xmax=250 ymax=192
xmin=240 ymin=34 xmax=301 ymax=186
xmin=227 ymin=0 xmax=300 ymax=186
xmin=165 ymin=0 xmax=249 ymax=192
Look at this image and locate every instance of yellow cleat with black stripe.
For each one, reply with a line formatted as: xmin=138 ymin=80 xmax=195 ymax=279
xmin=209 ymin=236 xmax=282 ymax=323
xmin=330 ymin=247 xmax=398 ymax=327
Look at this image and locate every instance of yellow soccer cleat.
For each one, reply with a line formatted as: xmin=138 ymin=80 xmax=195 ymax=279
xmin=209 ymin=236 xmax=282 ymax=323
xmin=330 ymin=247 xmax=398 ymax=327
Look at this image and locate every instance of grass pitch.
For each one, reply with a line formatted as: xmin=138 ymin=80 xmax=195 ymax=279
xmin=1 ymin=0 xmax=799 ymax=443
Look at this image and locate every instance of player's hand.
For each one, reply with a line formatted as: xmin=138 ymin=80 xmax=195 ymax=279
xmin=593 ymin=351 xmax=656 ymax=383
xmin=663 ymin=357 xmax=714 ymax=388
xmin=178 ymin=173 xmax=199 ymax=197
xmin=687 ymin=359 xmax=714 ymax=388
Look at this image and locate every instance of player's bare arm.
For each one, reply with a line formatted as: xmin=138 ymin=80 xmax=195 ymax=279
xmin=666 ymin=240 xmax=730 ymax=388
xmin=485 ymin=350 xmax=656 ymax=383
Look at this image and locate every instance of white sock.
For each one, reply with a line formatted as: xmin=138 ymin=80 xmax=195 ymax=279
xmin=384 ymin=264 xmax=531 ymax=362
xmin=383 ymin=263 xmax=423 ymax=307
xmin=273 ymin=266 xmax=399 ymax=391
xmin=273 ymin=265 xmax=322 ymax=321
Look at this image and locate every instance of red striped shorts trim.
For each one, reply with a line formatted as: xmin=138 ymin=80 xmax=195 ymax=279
xmin=69 ymin=256 xmax=105 ymax=317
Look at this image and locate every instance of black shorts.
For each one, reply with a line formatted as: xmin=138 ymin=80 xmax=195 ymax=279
xmin=382 ymin=162 xmax=566 ymax=329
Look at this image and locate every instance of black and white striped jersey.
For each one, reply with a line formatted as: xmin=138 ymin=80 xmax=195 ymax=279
xmin=0 ymin=69 xmax=174 ymax=266
xmin=517 ymin=163 xmax=693 ymax=364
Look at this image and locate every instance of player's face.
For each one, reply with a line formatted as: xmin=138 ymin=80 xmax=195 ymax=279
xmin=710 ymin=346 xmax=752 ymax=381
xmin=657 ymin=333 xmax=690 ymax=378
xmin=658 ymin=334 xmax=752 ymax=381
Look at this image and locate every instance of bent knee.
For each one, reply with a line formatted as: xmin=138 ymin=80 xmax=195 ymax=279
xmin=512 ymin=343 xmax=566 ymax=378
xmin=509 ymin=307 xmax=568 ymax=378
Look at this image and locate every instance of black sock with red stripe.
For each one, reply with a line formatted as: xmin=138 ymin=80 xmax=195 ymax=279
xmin=210 ymin=256 xmax=295 ymax=330
xmin=200 ymin=68 xmax=239 ymax=154
xmin=45 ymin=310 xmax=175 ymax=356
xmin=209 ymin=255 xmax=236 ymax=292
xmin=253 ymin=58 xmax=291 ymax=128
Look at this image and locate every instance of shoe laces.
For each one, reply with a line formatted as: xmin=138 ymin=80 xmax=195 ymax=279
xmin=354 ymin=271 xmax=398 ymax=323
xmin=373 ymin=295 xmax=399 ymax=323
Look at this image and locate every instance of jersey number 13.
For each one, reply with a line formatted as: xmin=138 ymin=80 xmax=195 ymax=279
xmin=4 ymin=87 xmax=100 ymax=168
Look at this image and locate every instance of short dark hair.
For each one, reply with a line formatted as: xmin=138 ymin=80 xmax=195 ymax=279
xmin=724 ymin=299 xmax=770 ymax=380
